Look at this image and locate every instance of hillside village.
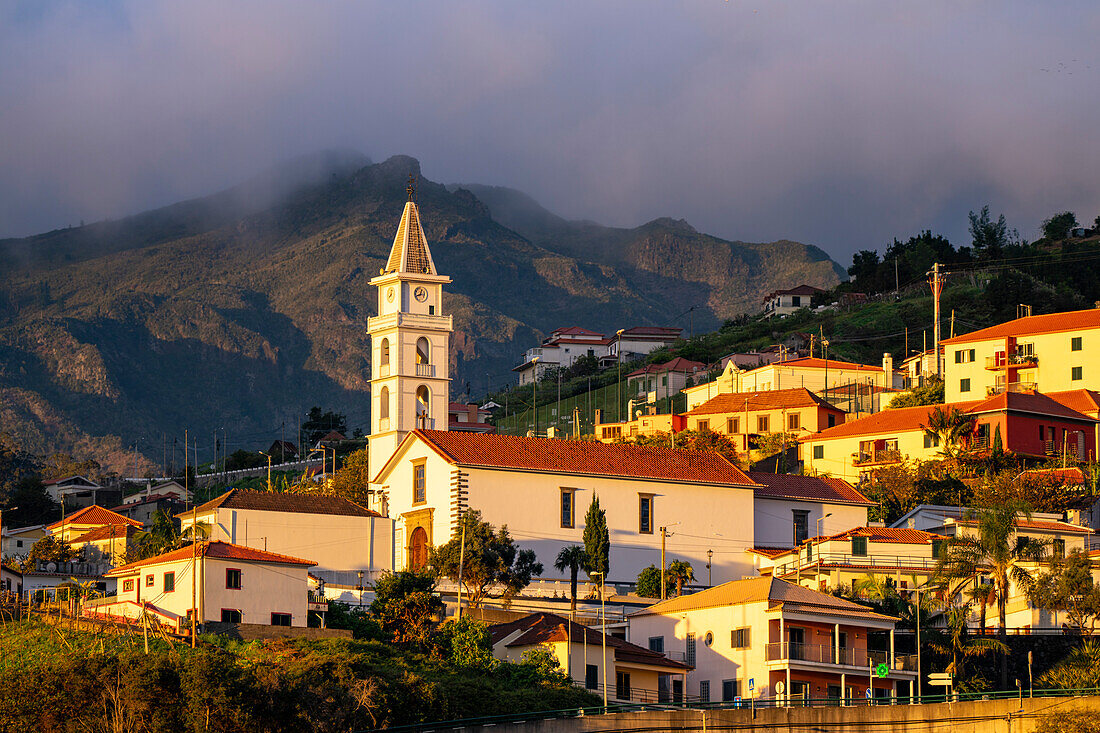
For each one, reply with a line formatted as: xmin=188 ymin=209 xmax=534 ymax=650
xmin=4 ymin=187 xmax=1100 ymax=729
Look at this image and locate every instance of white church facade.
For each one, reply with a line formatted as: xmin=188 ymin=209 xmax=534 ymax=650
xmin=363 ymin=183 xmax=873 ymax=587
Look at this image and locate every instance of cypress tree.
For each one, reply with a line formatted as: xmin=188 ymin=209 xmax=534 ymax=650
xmin=582 ymin=494 xmax=610 ymax=580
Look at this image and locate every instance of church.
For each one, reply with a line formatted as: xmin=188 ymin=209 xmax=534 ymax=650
xmin=365 ymin=182 xmax=872 ymax=586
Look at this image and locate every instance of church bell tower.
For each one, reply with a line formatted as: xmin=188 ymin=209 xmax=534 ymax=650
xmin=367 ymin=177 xmax=452 ymax=475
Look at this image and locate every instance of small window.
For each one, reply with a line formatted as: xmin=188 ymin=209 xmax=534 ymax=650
xmin=1053 ymin=539 xmax=1066 ymax=559
xmin=648 ymin=636 xmax=664 ymax=653
xmin=828 ymin=414 xmax=836 ymax=428
xmin=788 ymin=413 xmax=800 ymax=431
xmin=616 ymin=672 xmax=632 ymax=701
xmin=960 ymin=378 xmax=971 ymax=393
xmin=757 ymin=415 xmax=770 ymax=432
xmin=1071 ymin=337 xmax=1082 ymax=351
xmin=413 ymin=462 xmax=426 ymax=504
xmin=812 ymin=445 xmax=824 ymax=460
xmin=969 ymin=349 xmax=976 ymax=362
xmin=16 ymin=540 xmax=22 ymax=548
xmin=585 ymin=665 xmax=598 ymax=690
xmin=731 ymin=627 xmax=751 ymax=649
xmin=1072 ymin=366 xmax=1083 ymax=381
xmin=704 ymin=631 xmax=714 ymax=647
xmin=793 ymin=510 xmax=810 ymax=545
xmin=123 ymin=579 xmax=135 ymax=593
xmin=639 ymin=495 xmax=653 ymax=534
xmin=146 ymin=574 xmax=155 ymax=587
xmin=722 ymin=679 xmax=741 ymax=702
xmin=697 ymin=419 xmax=709 ymax=432
xmin=662 ymin=375 xmax=668 ymax=387
xmin=271 ymin=612 xmax=292 ymax=626
xmin=560 ymin=489 xmax=575 ymax=529
xmin=924 ymin=433 xmax=940 ymax=449
xmin=852 ymin=536 xmax=868 ymax=556
xmin=699 ymin=680 xmax=711 ymax=702
xmin=727 ymin=417 xmax=739 ymax=434
xmin=226 ymin=568 xmax=242 ymax=590
xmin=954 ymin=350 xmax=963 ymax=364
xmin=163 ymin=572 xmax=175 ymax=593
xmin=931 ymin=539 xmax=944 ymax=559
xmin=221 ymin=609 xmax=242 ymax=623
xmin=686 ymin=632 xmax=697 ymax=667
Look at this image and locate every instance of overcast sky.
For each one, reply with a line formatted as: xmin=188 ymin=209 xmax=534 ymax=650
xmin=2 ymin=1 xmax=1098 ymax=264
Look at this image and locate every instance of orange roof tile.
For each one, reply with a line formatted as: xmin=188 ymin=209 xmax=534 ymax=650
xmin=942 ymin=307 xmax=1100 ymax=345
xmin=952 ymin=518 xmax=1093 ymax=535
xmin=176 ymin=489 xmax=378 ymax=519
xmin=765 ymin=357 xmax=884 ymax=372
xmin=107 ymin=541 xmax=315 ymax=576
xmin=72 ymin=524 xmax=138 ymax=543
xmin=627 ymin=357 xmax=707 ymax=377
xmin=747 ymin=546 xmax=793 ymax=559
xmin=686 ymin=387 xmax=841 ymax=416
xmin=1047 ymin=389 xmax=1100 ymax=417
xmin=747 ymin=472 xmax=874 ymax=506
xmin=384 ymin=430 xmax=757 ymax=487
xmin=964 ymin=391 xmax=1097 ymax=422
xmin=47 ymin=505 xmax=143 ymax=531
xmin=801 ymin=401 xmax=981 ymax=442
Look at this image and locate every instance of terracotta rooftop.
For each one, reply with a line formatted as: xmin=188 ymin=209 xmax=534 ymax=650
xmin=176 ymin=489 xmax=378 ymax=519
xmin=747 ymin=472 xmax=874 ymax=506
xmin=964 ymin=391 xmax=1097 ymax=422
xmin=107 ymin=541 xmax=315 ymax=576
xmin=47 ymin=505 xmax=143 ymax=531
xmin=627 ymin=357 xmax=707 ymax=377
xmin=631 ymin=576 xmax=895 ymax=621
xmin=780 ymin=526 xmax=946 ymax=554
xmin=685 ymin=387 xmax=841 ymax=416
xmin=801 ymin=401 xmax=981 ymax=441
xmin=747 ymin=546 xmax=792 ymax=559
xmin=763 ymin=357 xmax=884 ymax=372
xmin=942 ymin=307 xmax=1100 ymax=345
xmin=551 ymin=326 xmax=605 ymax=337
xmin=71 ymin=524 xmax=139 ymax=543
xmin=488 ymin=612 xmax=691 ymax=670
xmin=382 ymin=430 xmax=757 ymax=487
xmin=950 ymin=518 xmax=1092 ymax=535
xmin=1016 ymin=467 xmax=1087 ymax=484
xmin=1047 ymin=389 xmax=1100 ymax=418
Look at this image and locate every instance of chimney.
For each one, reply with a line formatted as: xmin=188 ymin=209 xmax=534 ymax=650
xmin=882 ymin=352 xmax=894 ymax=379
xmin=594 ymin=408 xmax=603 ymax=425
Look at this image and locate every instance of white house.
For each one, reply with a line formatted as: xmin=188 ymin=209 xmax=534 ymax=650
xmin=89 ymin=541 xmax=314 ymax=629
xmin=628 ymin=576 xmax=916 ymax=704
xmin=745 ymin=473 xmax=873 ymax=553
xmin=1 ymin=524 xmax=48 ymax=559
xmin=177 ymin=489 xmax=392 ymax=586
xmin=42 ymin=475 xmax=103 ymax=506
xmin=761 ymin=285 xmax=824 ymax=318
xmin=122 ymin=480 xmax=191 ymax=505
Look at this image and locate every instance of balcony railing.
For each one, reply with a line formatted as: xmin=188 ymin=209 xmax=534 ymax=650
xmin=852 ymin=449 xmax=902 ymax=467
xmin=764 ymin=642 xmax=892 ymax=668
xmin=986 ymin=381 xmax=1037 ymax=396
xmin=772 ymin=553 xmax=938 ymax=577
xmin=416 ymin=363 xmax=434 ymax=377
xmin=984 ymin=352 xmax=1038 ymax=370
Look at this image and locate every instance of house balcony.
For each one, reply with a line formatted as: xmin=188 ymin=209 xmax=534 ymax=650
xmin=772 ymin=553 xmax=939 ymax=578
xmin=765 ymin=642 xmax=917 ymax=671
xmin=415 ymin=363 xmax=435 ymax=377
xmin=852 ymin=449 xmax=902 ymax=467
xmin=986 ymin=381 xmax=1037 ymax=396
xmin=984 ymin=352 xmax=1038 ymax=370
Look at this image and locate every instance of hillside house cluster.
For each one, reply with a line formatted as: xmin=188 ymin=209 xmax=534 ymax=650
xmin=513 ymin=326 xmax=682 ymax=386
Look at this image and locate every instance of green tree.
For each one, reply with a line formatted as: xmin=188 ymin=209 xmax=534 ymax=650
xmin=935 ymin=500 xmax=1047 ymax=688
xmin=554 ymin=545 xmax=587 ymax=612
xmin=1038 ymin=641 xmax=1100 ymax=690
xmin=302 ymin=406 xmax=348 ymax=445
xmin=667 ymin=560 xmax=695 ymax=596
xmin=968 ymin=206 xmax=1010 ymax=260
xmin=921 ymin=405 xmax=974 ymax=459
xmin=41 ymin=452 xmax=102 ymax=482
xmin=635 ymin=565 xmax=661 ymax=598
xmin=0 ymin=434 xmax=43 ymax=498
xmin=1042 ymin=211 xmax=1078 ymax=241
xmin=581 ymin=496 xmax=610 ymax=581
xmin=325 ymin=447 xmax=372 ymax=503
xmin=676 ymin=429 xmax=741 ymax=465
xmin=888 ymin=377 xmax=944 ymax=409
xmin=926 ymin=602 xmax=1006 ymax=690
xmin=23 ymin=535 xmax=80 ymax=569
xmin=2 ymin=476 xmax=61 ymax=527
xmin=439 ymin=616 xmax=496 ymax=669
xmin=369 ymin=569 xmax=443 ymax=649
xmin=430 ymin=510 xmax=543 ymax=608
xmin=126 ymin=510 xmax=183 ymax=562
xmin=1028 ymin=550 xmax=1100 ymax=635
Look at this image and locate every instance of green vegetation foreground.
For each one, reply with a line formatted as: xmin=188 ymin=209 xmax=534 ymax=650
xmin=0 ymin=620 xmax=595 ymax=732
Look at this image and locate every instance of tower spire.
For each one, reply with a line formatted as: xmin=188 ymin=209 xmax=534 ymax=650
xmin=384 ymin=179 xmax=435 ymax=276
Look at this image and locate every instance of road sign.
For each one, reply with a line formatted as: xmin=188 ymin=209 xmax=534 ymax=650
xmin=748 ymin=678 xmax=755 ymax=693
xmin=866 ymin=687 xmax=872 ymax=699
xmin=928 ymin=672 xmax=954 ymax=687
xmin=875 ymin=663 xmax=889 ymax=679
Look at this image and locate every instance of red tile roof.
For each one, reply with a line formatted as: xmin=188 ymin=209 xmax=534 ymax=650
xmin=747 ymin=546 xmax=793 ymax=559
xmin=964 ymin=391 xmax=1097 ymax=422
xmin=685 ymin=388 xmax=841 ymax=416
xmin=1016 ymin=467 xmax=1087 ymax=485
xmin=47 ymin=505 xmax=143 ymax=531
xmin=72 ymin=524 xmax=138 ymax=543
xmin=786 ymin=526 xmax=946 ymax=553
xmin=1047 ymin=389 xmax=1100 ymax=417
xmin=952 ymin=518 xmax=1093 ymax=535
xmin=551 ymin=326 xmax=605 ymax=337
xmin=176 ymin=489 xmax=378 ymax=519
xmin=619 ymin=326 xmax=683 ymax=338
xmin=800 ymin=401 xmax=981 ymax=441
xmin=942 ymin=308 xmax=1100 ymax=345
xmin=627 ymin=357 xmax=707 ymax=377
xmin=107 ymin=541 xmax=315 ymax=576
xmin=767 ymin=357 xmax=884 ymax=372
xmin=488 ymin=612 xmax=691 ymax=670
xmin=747 ymin=472 xmax=874 ymax=506
xmin=387 ymin=430 xmax=757 ymax=487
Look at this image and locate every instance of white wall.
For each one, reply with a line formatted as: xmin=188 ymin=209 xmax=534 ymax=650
xmin=753 ymin=498 xmax=867 ymax=549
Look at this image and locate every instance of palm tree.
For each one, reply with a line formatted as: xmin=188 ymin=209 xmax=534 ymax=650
xmin=667 ymin=560 xmax=695 ymax=597
xmin=554 ymin=545 xmax=587 ymax=612
xmin=927 ymin=602 xmax=1007 ymax=689
xmin=921 ymin=405 xmax=975 ymax=459
xmin=935 ymin=500 xmax=1047 ymax=688
xmin=965 ymin=581 xmax=997 ymax=634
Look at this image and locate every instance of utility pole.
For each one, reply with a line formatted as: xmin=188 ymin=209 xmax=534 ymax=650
xmin=928 ymin=263 xmax=943 ymax=378
xmin=190 ymin=502 xmax=198 ymax=648
xmin=660 ymin=526 xmax=668 ymax=600
xmin=531 ymin=357 xmax=539 ymax=436
xmin=616 ymin=329 xmax=625 ymax=422
xmin=184 ymin=429 xmax=189 ymax=510
xmin=456 ymin=513 xmax=466 ymax=620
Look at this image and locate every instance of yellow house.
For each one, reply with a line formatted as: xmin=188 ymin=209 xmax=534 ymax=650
xmin=488 ymin=611 xmax=691 ymax=703
xmin=942 ymin=307 xmax=1100 ymax=402
xmin=683 ymin=388 xmax=846 ymax=453
xmin=48 ymin=505 xmax=143 ymax=544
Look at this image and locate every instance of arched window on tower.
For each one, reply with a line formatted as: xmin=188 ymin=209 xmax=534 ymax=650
xmin=416 ymin=337 xmax=432 ymax=376
xmin=379 ymin=386 xmax=390 ymax=429
xmin=416 ymin=385 xmax=431 ymax=429
xmin=380 ymin=338 xmax=390 ymax=368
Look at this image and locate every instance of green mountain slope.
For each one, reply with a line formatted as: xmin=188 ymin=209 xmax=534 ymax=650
xmin=0 ymin=155 xmax=843 ymax=470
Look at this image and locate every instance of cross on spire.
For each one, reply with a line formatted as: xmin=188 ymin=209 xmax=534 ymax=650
xmin=406 ymin=174 xmax=416 ymax=202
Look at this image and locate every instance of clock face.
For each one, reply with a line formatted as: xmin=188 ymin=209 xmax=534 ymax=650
xmin=386 ymin=287 xmax=395 ymax=303
xmin=414 ymin=286 xmax=429 ymax=303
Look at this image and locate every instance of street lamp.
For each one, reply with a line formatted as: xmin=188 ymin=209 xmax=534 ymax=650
xmin=357 ymin=570 xmax=364 ymax=608
xmin=815 ymin=513 xmax=832 ymax=590
xmin=706 ymin=549 xmax=713 ymax=587
xmin=821 ymin=339 xmax=831 ymax=403
xmin=258 ymin=451 xmax=273 ymax=491
xmin=592 ymin=571 xmax=608 ymax=710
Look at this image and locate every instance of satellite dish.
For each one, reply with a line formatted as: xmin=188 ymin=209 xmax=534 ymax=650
xmin=775 ymin=681 xmax=785 ymax=695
